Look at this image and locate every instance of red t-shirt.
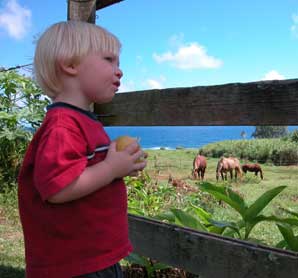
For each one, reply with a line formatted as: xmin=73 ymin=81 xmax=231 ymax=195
xmin=18 ymin=102 xmax=132 ymax=278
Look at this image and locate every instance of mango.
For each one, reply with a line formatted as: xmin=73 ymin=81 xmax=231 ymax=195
xmin=115 ymin=135 xmax=146 ymax=163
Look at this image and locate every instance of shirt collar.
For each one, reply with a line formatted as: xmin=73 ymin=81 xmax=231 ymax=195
xmin=46 ymin=102 xmax=98 ymax=121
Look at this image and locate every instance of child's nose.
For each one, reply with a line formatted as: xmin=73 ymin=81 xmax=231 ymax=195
xmin=115 ymin=68 xmax=123 ymax=78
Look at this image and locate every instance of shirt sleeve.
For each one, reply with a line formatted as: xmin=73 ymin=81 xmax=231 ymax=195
xmin=33 ymin=126 xmax=88 ymax=201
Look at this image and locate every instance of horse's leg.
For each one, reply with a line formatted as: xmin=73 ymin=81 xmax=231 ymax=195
xmin=260 ymin=169 xmax=264 ymax=179
xmin=201 ymin=168 xmax=205 ymax=180
xmin=193 ymin=169 xmax=198 ymax=179
xmin=197 ymin=169 xmax=201 ymax=180
xmin=230 ymin=170 xmax=233 ymax=180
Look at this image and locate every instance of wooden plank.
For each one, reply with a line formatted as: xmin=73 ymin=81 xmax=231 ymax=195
xmin=67 ymin=0 xmax=96 ymax=23
xmin=95 ymin=79 xmax=298 ymax=126
xmin=128 ymin=214 xmax=298 ymax=278
xmin=96 ymin=0 xmax=124 ymax=10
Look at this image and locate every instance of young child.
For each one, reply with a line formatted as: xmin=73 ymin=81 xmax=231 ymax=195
xmin=18 ymin=20 xmax=147 ymax=278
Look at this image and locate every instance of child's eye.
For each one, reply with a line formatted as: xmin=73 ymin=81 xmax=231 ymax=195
xmin=105 ymin=57 xmax=113 ymax=62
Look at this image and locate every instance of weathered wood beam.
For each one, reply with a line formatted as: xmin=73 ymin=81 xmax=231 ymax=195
xmin=96 ymin=0 xmax=124 ymax=10
xmin=95 ymin=79 xmax=298 ymax=126
xmin=128 ymin=214 xmax=298 ymax=278
xmin=67 ymin=0 xmax=96 ymax=23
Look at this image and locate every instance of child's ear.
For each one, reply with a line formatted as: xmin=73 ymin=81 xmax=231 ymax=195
xmin=58 ymin=60 xmax=78 ymax=76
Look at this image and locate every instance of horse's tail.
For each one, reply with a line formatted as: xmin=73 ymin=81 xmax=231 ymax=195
xmin=192 ymin=157 xmax=197 ymax=178
xmin=236 ymin=166 xmax=242 ymax=178
xmin=216 ymin=161 xmax=222 ymax=181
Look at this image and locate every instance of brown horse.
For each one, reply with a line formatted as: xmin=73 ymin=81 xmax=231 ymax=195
xmin=242 ymin=163 xmax=263 ymax=179
xmin=216 ymin=157 xmax=242 ymax=181
xmin=192 ymin=155 xmax=207 ymax=180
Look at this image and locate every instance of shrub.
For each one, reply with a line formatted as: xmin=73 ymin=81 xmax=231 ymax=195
xmin=0 ymin=70 xmax=49 ymax=191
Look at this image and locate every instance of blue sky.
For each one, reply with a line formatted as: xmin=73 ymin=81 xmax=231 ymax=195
xmin=0 ymin=0 xmax=297 ymax=92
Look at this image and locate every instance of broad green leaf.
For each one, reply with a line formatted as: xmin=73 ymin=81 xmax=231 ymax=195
xmin=200 ymin=182 xmax=247 ymax=217
xmin=154 ymin=211 xmax=176 ymax=223
xmin=243 ymin=214 xmax=298 ymax=239
xmin=243 ymin=186 xmax=286 ymax=221
xmin=171 ymin=209 xmax=208 ymax=231
xmin=208 ymin=218 xmax=241 ymax=237
xmin=276 ymin=223 xmax=298 ymax=252
xmin=189 ymin=203 xmax=213 ymax=224
xmin=263 ymin=215 xmax=298 ymax=226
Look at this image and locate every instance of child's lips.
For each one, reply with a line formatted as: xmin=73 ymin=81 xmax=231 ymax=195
xmin=113 ymin=81 xmax=120 ymax=88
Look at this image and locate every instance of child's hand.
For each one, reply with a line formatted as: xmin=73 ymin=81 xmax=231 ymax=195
xmin=104 ymin=141 xmax=147 ymax=179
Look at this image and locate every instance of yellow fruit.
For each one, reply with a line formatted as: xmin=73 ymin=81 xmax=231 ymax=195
xmin=115 ymin=135 xmax=146 ymax=163
xmin=115 ymin=135 xmax=138 ymax=152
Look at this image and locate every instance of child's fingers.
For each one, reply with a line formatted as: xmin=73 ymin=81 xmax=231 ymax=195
xmin=134 ymin=160 xmax=147 ymax=171
xmin=123 ymin=141 xmax=140 ymax=154
xmin=132 ymin=149 xmax=146 ymax=162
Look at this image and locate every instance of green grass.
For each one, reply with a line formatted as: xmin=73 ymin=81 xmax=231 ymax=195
xmin=0 ymin=148 xmax=297 ymax=274
xmin=0 ymin=209 xmax=25 ymax=278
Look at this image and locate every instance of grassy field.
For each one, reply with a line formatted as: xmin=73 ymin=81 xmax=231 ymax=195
xmin=144 ymin=149 xmax=298 ymax=246
xmin=0 ymin=148 xmax=297 ymax=276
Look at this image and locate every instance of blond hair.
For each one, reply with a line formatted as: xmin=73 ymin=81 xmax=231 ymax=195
xmin=34 ymin=20 xmax=121 ymax=98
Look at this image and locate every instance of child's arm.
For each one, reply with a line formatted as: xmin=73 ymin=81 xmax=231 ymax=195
xmin=47 ymin=141 xmax=146 ymax=204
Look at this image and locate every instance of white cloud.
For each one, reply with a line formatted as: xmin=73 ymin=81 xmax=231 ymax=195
xmin=291 ymin=13 xmax=298 ymax=38
xmin=145 ymin=75 xmax=166 ymax=90
xmin=153 ymin=42 xmax=223 ymax=70
xmin=262 ymin=70 xmax=285 ymax=81
xmin=0 ymin=0 xmax=32 ymax=40
xmin=146 ymin=79 xmax=163 ymax=89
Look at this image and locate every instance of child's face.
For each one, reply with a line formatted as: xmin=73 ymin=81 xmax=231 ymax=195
xmin=75 ymin=51 xmax=123 ymax=105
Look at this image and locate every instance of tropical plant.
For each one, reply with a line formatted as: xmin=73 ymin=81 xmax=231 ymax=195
xmin=155 ymin=183 xmax=298 ymax=251
xmin=199 ymin=183 xmax=290 ymax=240
xmin=275 ymin=207 xmax=298 ymax=251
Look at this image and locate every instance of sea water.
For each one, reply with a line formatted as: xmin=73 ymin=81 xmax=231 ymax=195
xmin=106 ymin=126 xmax=298 ymax=150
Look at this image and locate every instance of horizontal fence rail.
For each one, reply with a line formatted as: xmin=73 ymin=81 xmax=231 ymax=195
xmin=128 ymin=214 xmax=298 ymax=278
xmin=95 ymin=79 xmax=298 ymax=126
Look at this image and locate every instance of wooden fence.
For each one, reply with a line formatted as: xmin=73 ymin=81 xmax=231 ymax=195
xmin=94 ymin=79 xmax=298 ymax=278
xmin=68 ymin=1 xmax=298 ymax=277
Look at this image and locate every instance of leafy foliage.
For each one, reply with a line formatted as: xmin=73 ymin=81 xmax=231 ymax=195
xmin=199 ymin=138 xmax=298 ymax=165
xmin=0 ymin=70 xmax=49 ymax=190
xmin=252 ymin=126 xmax=288 ymax=139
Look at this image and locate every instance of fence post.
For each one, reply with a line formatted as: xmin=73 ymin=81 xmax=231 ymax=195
xmin=67 ymin=0 xmax=96 ymax=23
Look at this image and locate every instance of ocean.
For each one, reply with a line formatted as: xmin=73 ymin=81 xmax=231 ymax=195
xmin=105 ymin=126 xmax=298 ymax=150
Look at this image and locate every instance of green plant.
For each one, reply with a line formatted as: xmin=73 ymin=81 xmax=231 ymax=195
xmin=290 ymin=129 xmax=298 ymax=143
xmin=125 ymin=253 xmax=169 ymax=278
xmin=126 ymin=172 xmax=176 ymax=216
xmin=275 ymin=207 xmax=298 ymax=251
xmin=252 ymin=126 xmax=288 ymax=139
xmin=276 ymin=223 xmax=298 ymax=251
xmin=0 ymin=70 xmax=49 ymax=190
xmin=199 ymin=183 xmax=288 ymax=240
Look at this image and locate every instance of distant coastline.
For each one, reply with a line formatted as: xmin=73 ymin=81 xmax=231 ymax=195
xmin=106 ymin=126 xmax=298 ymax=150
